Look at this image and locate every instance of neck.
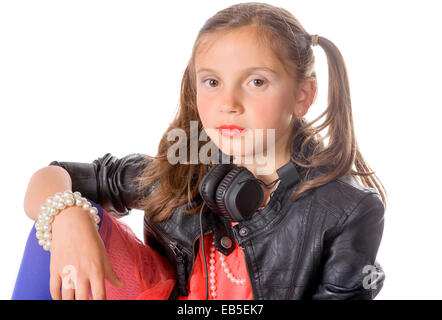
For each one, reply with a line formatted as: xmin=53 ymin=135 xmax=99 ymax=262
xmin=234 ymin=148 xmax=292 ymax=207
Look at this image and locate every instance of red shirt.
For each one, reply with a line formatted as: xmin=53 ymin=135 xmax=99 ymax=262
xmin=178 ymin=222 xmax=253 ymax=300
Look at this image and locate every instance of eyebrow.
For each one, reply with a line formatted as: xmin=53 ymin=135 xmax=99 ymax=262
xmin=196 ymin=66 xmax=279 ymax=75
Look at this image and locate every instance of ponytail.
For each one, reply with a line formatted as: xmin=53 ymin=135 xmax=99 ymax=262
xmin=290 ymin=35 xmax=387 ymax=210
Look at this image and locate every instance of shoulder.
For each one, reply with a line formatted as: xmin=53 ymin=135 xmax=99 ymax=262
xmin=309 ymin=171 xmax=384 ymax=223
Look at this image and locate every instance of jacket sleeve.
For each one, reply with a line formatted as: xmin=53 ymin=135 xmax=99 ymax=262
xmin=311 ymin=192 xmax=386 ymax=300
xmin=49 ymin=153 xmax=150 ymax=218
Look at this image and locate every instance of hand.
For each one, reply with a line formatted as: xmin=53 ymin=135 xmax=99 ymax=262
xmin=48 ymin=206 xmax=124 ymax=300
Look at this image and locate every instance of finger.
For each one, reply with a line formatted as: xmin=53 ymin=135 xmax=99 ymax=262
xmin=49 ymin=275 xmax=62 ymax=300
xmin=61 ymin=286 xmax=75 ymax=300
xmin=60 ymin=270 xmax=76 ymax=300
xmin=75 ymin=278 xmax=90 ymax=300
xmin=89 ymin=274 xmax=107 ymax=300
xmin=89 ymin=261 xmax=107 ymax=299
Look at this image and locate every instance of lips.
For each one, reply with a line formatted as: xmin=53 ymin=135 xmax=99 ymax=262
xmin=218 ymin=124 xmax=246 ymax=137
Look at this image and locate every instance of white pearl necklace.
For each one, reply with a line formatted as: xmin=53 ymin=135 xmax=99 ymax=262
xmin=208 ymin=239 xmax=245 ymax=299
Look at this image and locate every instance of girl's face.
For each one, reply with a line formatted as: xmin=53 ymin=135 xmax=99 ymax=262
xmin=195 ymin=26 xmax=305 ymax=170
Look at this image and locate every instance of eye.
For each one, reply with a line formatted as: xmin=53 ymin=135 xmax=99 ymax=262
xmin=248 ymin=79 xmax=266 ymax=88
xmin=203 ymin=79 xmax=219 ymax=88
xmin=202 ymin=78 xmax=266 ymax=88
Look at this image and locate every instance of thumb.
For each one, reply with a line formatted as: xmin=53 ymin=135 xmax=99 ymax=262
xmin=104 ymin=260 xmax=125 ymax=288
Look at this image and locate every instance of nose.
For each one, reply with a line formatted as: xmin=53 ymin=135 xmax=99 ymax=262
xmin=218 ymin=88 xmax=244 ymax=114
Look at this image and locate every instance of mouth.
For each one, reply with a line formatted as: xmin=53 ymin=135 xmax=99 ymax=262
xmin=217 ymin=124 xmax=246 ymax=138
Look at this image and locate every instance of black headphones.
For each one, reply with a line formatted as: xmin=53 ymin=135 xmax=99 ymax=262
xmin=198 ymin=155 xmax=301 ymax=223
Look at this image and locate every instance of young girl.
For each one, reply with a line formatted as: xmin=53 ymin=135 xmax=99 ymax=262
xmin=13 ymin=2 xmax=386 ymax=300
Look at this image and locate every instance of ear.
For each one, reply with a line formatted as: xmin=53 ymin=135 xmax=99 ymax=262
xmin=294 ymin=78 xmax=317 ymax=117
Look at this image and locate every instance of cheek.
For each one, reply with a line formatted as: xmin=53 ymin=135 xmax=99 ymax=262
xmin=250 ymin=96 xmax=292 ymax=130
xmin=196 ymin=94 xmax=221 ymax=145
xmin=196 ymin=94 xmax=213 ymax=128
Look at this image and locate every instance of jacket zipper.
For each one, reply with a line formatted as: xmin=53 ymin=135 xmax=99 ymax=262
xmin=169 ymin=240 xmax=188 ymax=295
xmin=144 ymin=217 xmax=190 ymax=295
xmin=144 ymin=216 xmax=192 ymax=254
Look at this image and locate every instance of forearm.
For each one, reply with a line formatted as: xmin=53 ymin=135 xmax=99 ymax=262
xmin=23 ymin=165 xmax=73 ymax=221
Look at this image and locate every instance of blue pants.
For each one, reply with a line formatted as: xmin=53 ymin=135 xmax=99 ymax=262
xmin=11 ymin=200 xmax=104 ymax=300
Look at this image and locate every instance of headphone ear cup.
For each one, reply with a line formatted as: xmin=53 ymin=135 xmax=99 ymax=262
xmin=199 ymin=164 xmax=236 ymax=215
xmin=215 ymin=167 xmax=243 ymax=221
xmin=216 ymin=167 xmax=264 ymax=222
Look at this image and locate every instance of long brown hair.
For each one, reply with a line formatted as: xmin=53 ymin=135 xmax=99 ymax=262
xmin=133 ymin=2 xmax=387 ymax=222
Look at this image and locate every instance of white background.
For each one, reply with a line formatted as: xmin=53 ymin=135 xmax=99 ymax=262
xmin=1 ymin=0 xmax=441 ymax=300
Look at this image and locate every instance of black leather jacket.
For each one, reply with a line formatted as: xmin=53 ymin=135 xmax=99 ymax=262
xmin=50 ymin=152 xmax=385 ymax=300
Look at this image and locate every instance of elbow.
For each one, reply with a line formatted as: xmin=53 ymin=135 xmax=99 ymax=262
xmin=23 ymin=165 xmax=72 ymax=220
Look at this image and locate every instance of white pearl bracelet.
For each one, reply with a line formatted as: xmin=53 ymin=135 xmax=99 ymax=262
xmin=35 ymin=190 xmax=100 ymax=251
